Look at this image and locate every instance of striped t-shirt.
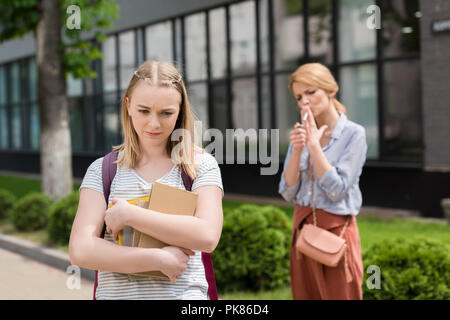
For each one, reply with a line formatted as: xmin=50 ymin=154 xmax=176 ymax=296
xmin=79 ymin=149 xmax=223 ymax=300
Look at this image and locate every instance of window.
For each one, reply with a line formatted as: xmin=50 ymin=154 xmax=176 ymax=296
xmin=67 ymin=73 xmax=83 ymax=97
xmin=383 ymin=60 xmax=422 ymax=160
xmin=339 ymin=0 xmax=376 ymax=62
xmin=382 ymin=0 xmax=421 ymax=58
xmin=104 ymin=103 xmax=120 ymax=151
xmin=340 ymin=64 xmax=378 ymax=159
xmin=185 ymin=13 xmax=207 ymax=81
xmin=0 ymin=66 xmax=6 ymax=105
xmin=274 ymin=0 xmax=305 ymax=70
xmin=0 ymin=105 xmax=9 ymax=149
xmin=174 ymin=18 xmax=184 ymax=74
xmin=30 ymin=103 xmax=40 ymax=150
xmin=232 ymin=77 xmax=258 ymax=130
xmin=309 ymin=0 xmax=333 ymax=65
xmin=276 ymin=73 xmax=299 ymax=155
xmin=230 ymin=1 xmax=257 ymax=75
xmin=29 ymin=58 xmax=37 ymax=102
xmin=0 ymin=66 xmax=7 ymax=149
xmin=209 ymin=8 xmax=227 ymax=79
xmin=261 ymin=75 xmax=272 ymax=129
xmin=146 ymin=21 xmax=173 ymax=62
xmin=119 ymin=31 xmax=136 ymax=90
xmin=102 ymin=36 xmax=118 ymax=92
xmin=11 ymin=103 xmax=22 ymax=149
xmin=211 ymin=82 xmax=228 ymax=133
xmin=259 ymin=0 xmax=270 ymax=73
xmin=11 ymin=63 xmax=20 ymax=104
xmin=69 ymin=97 xmax=84 ymax=151
xmin=188 ymin=83 xmax=208 ymax=128
xmin=10 ymin=63 xmax=22 ymax=149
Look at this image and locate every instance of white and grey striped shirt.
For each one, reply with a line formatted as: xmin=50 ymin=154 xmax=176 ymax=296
xmin=79 ymin=150 xmax=223 ymax=300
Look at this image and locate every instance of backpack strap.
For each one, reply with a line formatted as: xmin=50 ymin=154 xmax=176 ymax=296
xmin=93 ymin=151 xmax=119 ymax=300
xmin=180 ymin=168 xmax=218 ymax=300
xmin=94 ymin=152 xmax=218 ymax=300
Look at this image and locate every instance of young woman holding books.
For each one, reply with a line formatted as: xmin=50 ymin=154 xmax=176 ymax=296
xmin=69 ymin=61 xmax=223 ymax=300
xmin=278 ymin=63 xmax=367 ymax=300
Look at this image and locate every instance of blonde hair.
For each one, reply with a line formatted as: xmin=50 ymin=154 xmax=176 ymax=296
xmin=288 ymin=63 xmax=347 ymax=114
xmin=112 ymin=60 xmax=203 ymax=180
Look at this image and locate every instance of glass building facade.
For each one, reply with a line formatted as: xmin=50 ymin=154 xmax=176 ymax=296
xmin=0 ymin=0 xmax=423 ymax=163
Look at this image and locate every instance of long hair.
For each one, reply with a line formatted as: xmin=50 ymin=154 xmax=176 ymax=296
xmin=288 ymin=63 xmax=347 ymax=114
xmin=112 ymin=60 xmax=203 ymax=180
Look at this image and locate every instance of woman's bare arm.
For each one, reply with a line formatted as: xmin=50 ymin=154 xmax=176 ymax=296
xmin=69 ymin=188 xmax=190 ymax=278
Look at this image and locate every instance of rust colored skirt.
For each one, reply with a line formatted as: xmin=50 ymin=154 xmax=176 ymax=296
xmin=290 ymin=205 xmax=364 ymax=300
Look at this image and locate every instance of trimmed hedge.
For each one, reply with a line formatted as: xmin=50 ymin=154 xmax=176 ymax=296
xmin=212 ymin=204 xmax=292 ymax=292
xmin=363 ymin=237 xmax=450 ymax=300
xmin=9 ymin=192 xmax=52 ymax=231
xmin=0 ymin=189 xmax=16 ymax=219
xmin=47 ymin=191 xmax=80 ymax=244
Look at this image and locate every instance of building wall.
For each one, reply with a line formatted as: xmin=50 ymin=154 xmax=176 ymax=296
xmin=420 ymin=0 xmax=450 ymax=171
xmin=0 ymin=0 xmax=237 ymax=64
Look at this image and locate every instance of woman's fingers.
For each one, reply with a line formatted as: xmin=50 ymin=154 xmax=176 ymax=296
xmin=180 ymin=247 xmax=195 ymax=256
xmin=305 ymin=106 xmax=316 ymax=129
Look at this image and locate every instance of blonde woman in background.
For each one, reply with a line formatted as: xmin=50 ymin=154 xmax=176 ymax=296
xmin=69 ymin=61 xmax=223 ymax=299
xmin=279 ymin=63 xmax=367 ymax=299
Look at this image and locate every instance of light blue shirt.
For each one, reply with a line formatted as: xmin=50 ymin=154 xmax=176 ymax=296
xmin=278 ymin=113 xmax=367 ymax=216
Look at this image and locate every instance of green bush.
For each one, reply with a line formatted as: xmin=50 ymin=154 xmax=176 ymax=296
xmin=363 ymin=237 xmax=450 ymax=300
xmin=47 ymin=191 xmax=80 ymax=245
xmin=9 ymin=192 xmax=52 ymax=231
xmin=212 ymin=204 xmax=292 ymax=292
xmin=0 ymin=189 xmax=16 ymax=219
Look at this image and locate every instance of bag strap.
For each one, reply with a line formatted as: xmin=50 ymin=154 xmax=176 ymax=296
xmin=93 ymin=151 xmax=119 ymax=300
xmin=308 ymin=159 xmax=353 ymax=282
xmin=180 ymin=168 xmax=218 ymax=300
xmin=100 ymin=151 xmax=119 ymax=236
xmin=308 ymin=159 xmax=350 ymax=238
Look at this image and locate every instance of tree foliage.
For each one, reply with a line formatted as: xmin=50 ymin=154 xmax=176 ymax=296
xmin=0 ymin=0 xmax=119 ymax=80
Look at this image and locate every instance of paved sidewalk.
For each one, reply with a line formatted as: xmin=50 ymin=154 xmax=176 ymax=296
xmin=0 ymin=247 xmax=93 ymax=300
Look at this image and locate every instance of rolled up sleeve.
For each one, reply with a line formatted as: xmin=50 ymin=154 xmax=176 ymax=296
xmin=278 ymin=144 xmax=301 ymax=203
xmin=318 ymin=128 xmax=367 ymax=202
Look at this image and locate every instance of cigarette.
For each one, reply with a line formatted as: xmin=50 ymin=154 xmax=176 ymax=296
xmin=303 ymin=113 xmax=309 ymax=121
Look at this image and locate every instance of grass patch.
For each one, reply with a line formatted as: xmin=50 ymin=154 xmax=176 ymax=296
xmin=357 ymin=216 xmax=450 ymax=255
xmin=0 ymin=174 xmax=80 ymax=200
xmin=220 ymin=286 xmax=292 ymax=300
xmin=0 ymin=218 xmax=68 ymax=253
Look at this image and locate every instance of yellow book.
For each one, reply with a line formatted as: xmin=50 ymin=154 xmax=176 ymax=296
xmin=109 ymin=197 xmax=149 ymax=246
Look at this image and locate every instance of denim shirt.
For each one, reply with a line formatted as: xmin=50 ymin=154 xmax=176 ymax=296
xmin=278 ymin=113 xmax=367 ymax=216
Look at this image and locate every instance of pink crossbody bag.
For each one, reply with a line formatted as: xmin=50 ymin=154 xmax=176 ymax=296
xmin=295 ymin=161 xmax=352 ymax=282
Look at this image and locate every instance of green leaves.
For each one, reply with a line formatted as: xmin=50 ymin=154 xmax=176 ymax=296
xmin=9 ymin=192 xmax=53 ymax=231
xmin=362 ymin=237 xmax=450 ymax=300
xmin=61 ymin=0 xmax=119 ymax=79
xmin=0 ymin=0 xmax=119 ymax=80
xmin=47 ymin=191 xmax=80 ymax=244
xmin=0 ymin=189 xmax=16 ymax=219
xmin=0 ymin=0 xmax=39 ymax=41
xmin=213 ymin=204 xmax=292 ymax=292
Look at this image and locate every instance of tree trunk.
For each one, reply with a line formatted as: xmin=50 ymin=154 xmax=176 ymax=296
xmin=36 ymin=0 xmax=73 ymax=201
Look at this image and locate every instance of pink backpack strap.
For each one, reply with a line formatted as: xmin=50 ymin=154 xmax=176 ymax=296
xmin=181 ymin=168 xmax=218 ymax=300
xmin=93 ymin=151 xmax=119 ymax=300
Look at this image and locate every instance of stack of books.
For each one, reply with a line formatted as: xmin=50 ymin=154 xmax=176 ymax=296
xmin=115 ymin=182 xmax=198 ymax=279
